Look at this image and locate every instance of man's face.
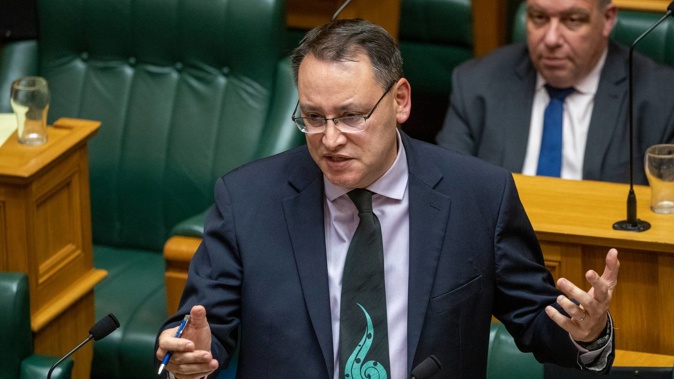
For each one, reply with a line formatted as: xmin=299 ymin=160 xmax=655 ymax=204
xmin=526 ymin=0 xmax=617 ymax=88
xmin=297 ymin=53 xmax=410 ymax=189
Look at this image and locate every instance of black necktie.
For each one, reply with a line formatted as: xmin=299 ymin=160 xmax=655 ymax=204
xmin=339 ymin=189 xmax=390 ymax=379
xmin=537 ymin=85 xmax=574 ymax=177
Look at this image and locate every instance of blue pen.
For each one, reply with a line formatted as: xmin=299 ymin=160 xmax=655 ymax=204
xmin=158 ymin=314 xmax=191 ymax=375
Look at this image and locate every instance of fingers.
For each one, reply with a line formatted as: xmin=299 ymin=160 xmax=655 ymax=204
xmin=165 ymin=350 xmax=219 ymax=379
xmin=581 ymin=248 xmax=620 ymax=304
xmin=600 ymin=248 xmax=620 ymax=285
xmin=546 ymin=299 xmax=607 ymax=342
xmin=156 ymin=327 xmax=195 ymax=359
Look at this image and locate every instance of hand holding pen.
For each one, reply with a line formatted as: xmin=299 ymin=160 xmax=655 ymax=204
xmin=156 ymin=305 xmax=219 ymax=378
xmin=158 ymin=314 xmax=190 ymax=375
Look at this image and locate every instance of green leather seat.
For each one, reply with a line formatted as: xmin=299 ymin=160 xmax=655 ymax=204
xmin=0 ymin=1 xmax=303 ymax=379
xmin=488 ymin=322 xmax=544 ymax=379
xmin=0 ymin=272 xmax=73 ymax=379
xmin=511 ymin=2 xmax=674 ymax=66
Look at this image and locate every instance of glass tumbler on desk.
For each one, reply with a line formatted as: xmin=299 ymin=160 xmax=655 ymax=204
xmin=645 ymin=144 xmax=674 ymax=214
xmin=10 ymin=76 xmax=50 ymax=146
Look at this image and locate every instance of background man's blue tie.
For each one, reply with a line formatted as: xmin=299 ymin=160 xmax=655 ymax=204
xmin=339 ymin=189 xmax=390 ymax=379
xmin=537 ymin=85 xmax=574 ymax=177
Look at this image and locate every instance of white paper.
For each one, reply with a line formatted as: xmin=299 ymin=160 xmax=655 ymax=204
xmin=0 ymin=113 xmax=18 ymax=147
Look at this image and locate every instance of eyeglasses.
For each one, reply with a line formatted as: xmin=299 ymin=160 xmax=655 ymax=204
xmin=291 ymin=83 xmax=394 ymax=134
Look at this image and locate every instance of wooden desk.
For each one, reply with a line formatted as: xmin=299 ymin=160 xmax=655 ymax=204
xmin=0 ymin=118 xmax=106 ymax=379
xmin=615 ymin=349 xmax=674 ymax=367
xmin=513 ymin=174 xmax=674 ymax=355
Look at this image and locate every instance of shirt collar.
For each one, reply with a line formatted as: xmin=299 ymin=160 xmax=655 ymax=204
xmin=324 ymin=129 xmax=408 ymax=202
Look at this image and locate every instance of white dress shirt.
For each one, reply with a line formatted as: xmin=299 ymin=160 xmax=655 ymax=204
xmin=522 ymin=50 xmax=608 ymax=180
xmin=324 ymin=130 xmax=410 ymax=379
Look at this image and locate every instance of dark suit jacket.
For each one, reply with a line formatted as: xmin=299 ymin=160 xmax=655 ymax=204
xmin=164 ymin=133 xmax=610 ymax=378
xmin=436 ymin=42 xmax=674 ymax=185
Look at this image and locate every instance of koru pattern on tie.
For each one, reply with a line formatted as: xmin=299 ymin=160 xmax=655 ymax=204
xmin=537 ymin=85 xmax=574 ymax=177
xmin=339 ymin=189 xmax=390 ymax=379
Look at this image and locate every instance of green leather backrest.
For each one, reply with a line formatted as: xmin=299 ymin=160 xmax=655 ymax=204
xmin=29 ymin=0 xmax=302 ymax=251
xmin=512 ymin=2 xmax=674 ymax=67
xmin=399 ymin=0 xmax=473 ymax=47
xmin=488 ymin=322 xmax=544 ymax=379
xmin=398 ymin=0 xmax=473 ymax=95
xmin=0 ymin=273 xmax=33 ymax=379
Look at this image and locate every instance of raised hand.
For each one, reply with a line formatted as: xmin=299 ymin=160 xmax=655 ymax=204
xmin=545 ymin=248 xmax=619 ymax=342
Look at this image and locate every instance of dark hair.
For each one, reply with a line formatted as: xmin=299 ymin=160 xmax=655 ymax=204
xmin=290 ymin=18 xmax=403 ymax=91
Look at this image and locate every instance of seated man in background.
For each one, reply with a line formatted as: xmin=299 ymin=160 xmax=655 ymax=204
xmin=156 ymin=18 xmax=620 ymax=379
xmin=436 ymin=0 xmax=674 ymax=184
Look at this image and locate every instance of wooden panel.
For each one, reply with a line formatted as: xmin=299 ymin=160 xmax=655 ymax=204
xmin=656 ymin=254 xmax=674 ymax=355
xmin=287 ymin=0 xmax=401 ymax=40
xmin=541 ymin=242 xmax=584 ymax=285
xmin=0 ymin=201 xmax=5 ymax=269
xmin=615 ymin=0 xmax=672 ymax=11
xmin=615 ymin=349 xmax=674 ymax=367
xmin=34 ymin=292 xmax=96 ymax=379
xmin=472 ymin=0 xmax=509 ymax=57
xmin=164 ymin=235 xmax=202 ymax=314
xmin=0 ymin=118 xmax=104 ymax=379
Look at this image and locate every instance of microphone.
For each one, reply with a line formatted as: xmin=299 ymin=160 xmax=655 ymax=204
xmin=46 ymin=313 xmax=120 ymax=379
xmin=332 ymin=0 xmax=352 ymax=21
xmin=613 ymin=1 xmax=674 ymax=232
xmin=410 ymin=355 xmax=442 ymax=379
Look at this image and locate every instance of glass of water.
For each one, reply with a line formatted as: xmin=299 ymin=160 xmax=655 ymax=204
xmin=10 ymin=76 xmax=50 ymax=146
xmin=645 ymin=144 xmax=674 ymax=214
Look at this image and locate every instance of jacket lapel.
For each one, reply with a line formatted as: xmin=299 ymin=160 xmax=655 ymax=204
xmin=400 ymin=134 xmax=452 ymax=370
xmin=283 ymin=161 xmax=335 ymax=378
xmin=583 ymin=42 xmax=626 ymax=179
xmin=501 ymin=45 xmax=537 ymax=172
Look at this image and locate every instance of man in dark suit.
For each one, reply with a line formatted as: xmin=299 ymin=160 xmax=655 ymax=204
xmin=156 ymin=19 xmax=620 ymax=379
xmin=436 ymin=0 xmax=674 ymax=185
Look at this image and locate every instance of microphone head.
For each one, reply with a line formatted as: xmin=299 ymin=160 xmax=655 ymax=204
xmin=668 ymin=1 xmax=674 ymax=13
xmin=89 ymin=313 xmax=120 ymax=341
xmin=410 ymin=355 xmax=442 ymax=379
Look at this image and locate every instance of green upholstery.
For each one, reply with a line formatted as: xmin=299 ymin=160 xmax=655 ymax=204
xmin=488 ymin=322 xmax=544 ymax=379
xmin=511 ymin=2 xmax=674 ymax=67
xmin=0 ymin=1 xmax=304 ymax=379
xmin=398 ymin=0 xmax=474 ymax=142
xmin=0 ymin=272 xmax=73 ymax=379
xmin=398 ymin=0 xmax=473 ymax=96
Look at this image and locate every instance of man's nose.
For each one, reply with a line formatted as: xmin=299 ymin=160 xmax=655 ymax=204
xmin=322 ymin=120 xmax=345 ymax=148
xmin=543 ymin=19 xmax=564 ymax=47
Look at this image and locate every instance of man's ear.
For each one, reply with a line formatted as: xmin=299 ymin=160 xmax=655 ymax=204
xmin=603 ymin=3 xmax=618 ymax=37
xmin=393 ymin=78 xmax=412 ymax=124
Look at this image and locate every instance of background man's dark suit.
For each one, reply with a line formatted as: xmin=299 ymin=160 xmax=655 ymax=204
xmin=164 ymin=132 xmax=607 ymax=378
xmin=436 ymin=42 xmax=674 ymax=185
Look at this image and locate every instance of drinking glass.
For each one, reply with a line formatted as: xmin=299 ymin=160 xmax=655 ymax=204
xmin=10 ymin=76 xmax=50 ymax=146
xmin=645 ymin=144 xmax=674 ymax=214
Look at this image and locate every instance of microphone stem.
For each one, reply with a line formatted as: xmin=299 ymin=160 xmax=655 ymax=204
xmin=626 ymin=10 xmax=672 ymax=223
xmin=47 ymin=335 xmax=93 ymax=379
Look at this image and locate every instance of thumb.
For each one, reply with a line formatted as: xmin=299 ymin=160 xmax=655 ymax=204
xmin=189 ymin=305 xmax=209 ymax=329
xmin=185 ymin=305 xmax=212 ymax=351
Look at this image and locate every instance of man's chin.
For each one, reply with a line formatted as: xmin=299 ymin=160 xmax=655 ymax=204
xmin=541 ymin=72 xmax=575 ymax=88
xmin=323 ymin=171 xmax=365 ymax=189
